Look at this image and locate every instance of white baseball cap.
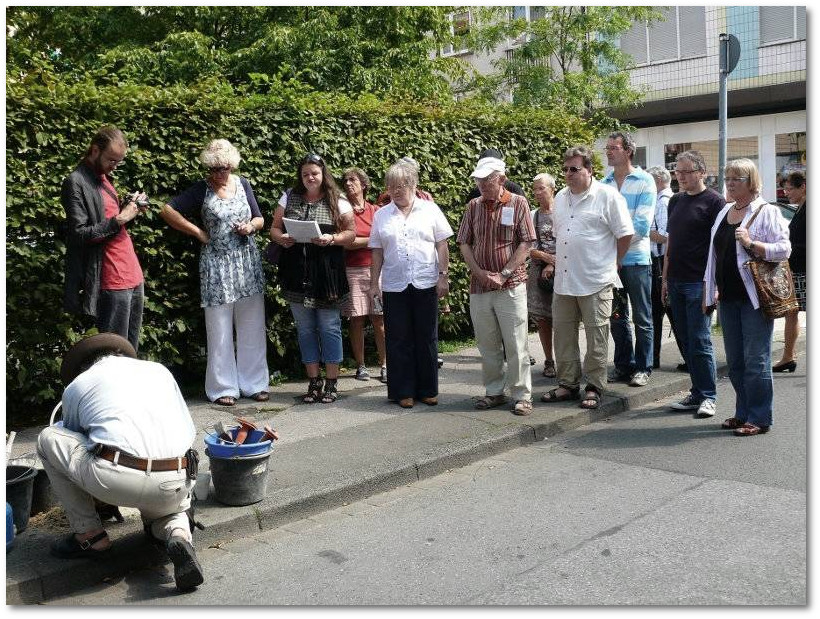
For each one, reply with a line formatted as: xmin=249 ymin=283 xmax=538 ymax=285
xmin=471 ymin=156 xmax=506 ymax=179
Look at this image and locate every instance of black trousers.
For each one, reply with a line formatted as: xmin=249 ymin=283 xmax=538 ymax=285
xmin=651 ymin=255 xmax=685 ymax=366
xmin=383 ymin=285 xmax=439 ymax=401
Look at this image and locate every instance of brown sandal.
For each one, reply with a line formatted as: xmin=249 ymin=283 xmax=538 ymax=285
xmin=721 ymin=417 xmax=744 ymax=430
xmin=474 ymin=394 xmax=508 ymax=410
xmin=542 ymin=360 xmax=556 ymax=378
xmin=251 ymin=391 xmax=270 ymax=402
xmin=214 ymin=396 xmax=236 ymax=406
xmin=733 ymin=423 xmax=770 ymax=436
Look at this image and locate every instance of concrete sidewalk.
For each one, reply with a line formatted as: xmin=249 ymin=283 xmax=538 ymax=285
xmin=5 ymin=318 xmax=802 ymax=604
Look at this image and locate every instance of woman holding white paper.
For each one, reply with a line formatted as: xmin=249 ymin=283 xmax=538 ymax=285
xmin=269 ymin=153 xmax=355 ymax=404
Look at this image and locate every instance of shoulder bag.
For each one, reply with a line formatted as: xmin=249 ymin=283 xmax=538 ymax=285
xmin=743 ymin=204 xmax=799 ymax=319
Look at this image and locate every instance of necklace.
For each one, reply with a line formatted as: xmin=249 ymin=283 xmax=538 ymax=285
xmin=733 ymin=202 xmax=750 ymax=211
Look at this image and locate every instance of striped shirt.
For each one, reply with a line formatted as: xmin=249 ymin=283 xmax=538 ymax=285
xmin=601 ymin=167 xmax=656 ymax=266
xmin=456 ymin=190 xmax=536 ymax=294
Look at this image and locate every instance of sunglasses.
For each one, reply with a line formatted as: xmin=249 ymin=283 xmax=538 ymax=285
xmin=208 ymin=166 xmax=231 ymax=173
xmin=303 ymin=153 xmax=324 ymax=166
xmin=562 ymin=165 xmax=584 ymax=174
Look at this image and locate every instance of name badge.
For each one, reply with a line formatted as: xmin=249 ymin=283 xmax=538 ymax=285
xmin=500 ymin=206 xmax=514 ymax=226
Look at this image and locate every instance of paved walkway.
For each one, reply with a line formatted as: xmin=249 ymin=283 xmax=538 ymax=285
xmin=5 ymin=316 xmax=803 ymax=603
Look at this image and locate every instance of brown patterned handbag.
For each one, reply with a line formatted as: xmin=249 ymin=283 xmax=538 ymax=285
xmin=743 ymin=205 xmax=799 ymax=319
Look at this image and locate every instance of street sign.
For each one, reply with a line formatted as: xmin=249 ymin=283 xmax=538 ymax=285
xmin=720 ymin=33 xmax=741 ymax=74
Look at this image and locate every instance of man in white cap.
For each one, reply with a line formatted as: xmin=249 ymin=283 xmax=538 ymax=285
xmin=36 ymin=333 xmax=204 ymax=591
xmin=457 ymin=155 xmax=536 ymax=415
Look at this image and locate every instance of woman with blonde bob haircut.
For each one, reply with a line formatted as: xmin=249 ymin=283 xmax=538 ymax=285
xmin=368 ymin=161 xmax=453 ymax=408
xmin=161 ymin=139 xmax=269 ymax=406
xmin=703 ymin=158 xmax=791 ymax=436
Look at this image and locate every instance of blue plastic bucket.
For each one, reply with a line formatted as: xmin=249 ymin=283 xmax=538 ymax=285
xmin=6 ymin=503 xmax=14 ymax=552
xmin=203 ymin=427 xmax=273 ymax=458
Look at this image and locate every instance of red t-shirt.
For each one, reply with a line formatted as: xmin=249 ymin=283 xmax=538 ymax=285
xmin=345 ymin=201 xmax=379 ymax=268
xmin=99 ymin=176 xmax=143 ymax=290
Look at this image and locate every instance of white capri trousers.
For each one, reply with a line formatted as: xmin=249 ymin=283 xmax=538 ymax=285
xmin=204 ymin=292 xmax=269 ymax=401
xmin=37 ymin=425 xmax=193 ymax=542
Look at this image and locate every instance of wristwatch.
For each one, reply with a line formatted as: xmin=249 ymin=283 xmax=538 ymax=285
xmin=500 ymin=268 xmax=512 ymax=279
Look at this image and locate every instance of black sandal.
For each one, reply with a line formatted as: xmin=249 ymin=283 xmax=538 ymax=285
xmin=303 ymin=377 xmax=324 ymax=404
xmin=51 ymin=531 xmax=111 ymax=559
xmin=579 ymin=385 xmax=601 ymax=410
xmin=321 ymin=379 xmax=339 ymax=403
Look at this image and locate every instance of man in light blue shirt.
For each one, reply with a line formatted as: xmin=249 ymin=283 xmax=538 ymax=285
xmin=601 ymin=131 xmax=656 ymax=386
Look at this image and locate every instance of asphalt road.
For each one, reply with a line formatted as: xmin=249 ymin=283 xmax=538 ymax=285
xmin=48 ymin=351 xmax=807 ymax=606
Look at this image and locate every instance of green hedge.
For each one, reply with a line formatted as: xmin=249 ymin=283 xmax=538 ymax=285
xmin=5 ymin=78 xmax=595 ymax=426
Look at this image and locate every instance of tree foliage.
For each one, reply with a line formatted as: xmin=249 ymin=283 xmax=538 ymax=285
xmin=5 ymin=6 xmax=466 ymax=100
xmin=461 ymin=6 xmax=662 ymax=119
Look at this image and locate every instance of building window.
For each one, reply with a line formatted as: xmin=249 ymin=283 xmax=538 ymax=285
xmin=442 ymin=10 xmax=471 ymax=56
xmin=620 ymin=6 xmax=707 ymax=66
xmin=511 ymin=6 xmax=547 ymax=22
xmin=760 ymin=6 xmax=806 ymax=45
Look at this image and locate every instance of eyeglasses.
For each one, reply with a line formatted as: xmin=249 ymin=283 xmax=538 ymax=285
xmin=475 ymin=174 xmax=501 ymax=185
xmin=388 ymin=183 xmax=411 ymax=192
xmin=208 ymin=166 xmax=231 ymax=173
xmin=303 ymin=153 xmax=324 ymax=165
xmin=562 ymin=165 xmax=584 ymax=174
xmin=725 ymin=176 xmax=749 ymax=183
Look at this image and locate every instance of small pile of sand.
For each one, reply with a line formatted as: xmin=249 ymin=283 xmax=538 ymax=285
xmin=27 ymin=506 xmax=70 ymax=532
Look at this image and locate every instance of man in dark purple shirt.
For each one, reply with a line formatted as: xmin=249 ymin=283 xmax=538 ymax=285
xmin=662 ymin=150 xmax=725 ymax=418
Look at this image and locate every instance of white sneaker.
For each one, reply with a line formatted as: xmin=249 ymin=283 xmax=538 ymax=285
xmin=629 ymin=371 xmax=649 ymax=387
xmin=670 ymin=394 xmax=700 ymax=410
xmin=696 ymin=399 xmax=716 ymax=418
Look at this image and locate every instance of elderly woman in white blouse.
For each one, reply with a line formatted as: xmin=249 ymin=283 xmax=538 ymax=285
xmin=703 ymin=158 xmax=790 ymax=437
xmin=368 ymin=160 xmax=453 ymax=409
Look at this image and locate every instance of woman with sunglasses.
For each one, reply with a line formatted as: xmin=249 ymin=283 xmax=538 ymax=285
xmin=703 ymin=158 xmax=791 ymax=436
xmin=270 ymin=154 xmax=356 ymax=404
xmin=160 ymin=139 xmax=269 ymax=406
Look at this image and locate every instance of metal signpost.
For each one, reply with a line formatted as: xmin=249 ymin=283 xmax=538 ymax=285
xmin=718 ymin=33 xmax=741 ymax=190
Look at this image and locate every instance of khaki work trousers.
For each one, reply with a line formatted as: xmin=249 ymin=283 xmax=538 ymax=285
xmin=552 ymin=285 xmax=613 ymax=393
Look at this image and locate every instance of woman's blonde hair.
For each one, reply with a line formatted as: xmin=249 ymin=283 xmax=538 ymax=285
xmin=724 ymin=158 xmax=761 ymax=195
xmin=200 ymin=139 xmax=241 ymax=169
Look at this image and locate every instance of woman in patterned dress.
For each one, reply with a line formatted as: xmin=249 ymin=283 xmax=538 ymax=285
xmin=269 ymin=154 xmax=356 ymax=404
xmin=160 ymin=139 xmax=270 ymax=406
xmin=527 ymin=173 xmax=558 ymax=378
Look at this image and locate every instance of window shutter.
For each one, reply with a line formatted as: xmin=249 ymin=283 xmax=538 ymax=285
xmin=760 ymin=6 xmax=795 ymax=44
xmin=678 ymin=6 xmax=706 ymax=59
xmin=620 ymin=21 xmax=648 ymax=65
xmin=648 ymin=7 xmax=677 ymax=62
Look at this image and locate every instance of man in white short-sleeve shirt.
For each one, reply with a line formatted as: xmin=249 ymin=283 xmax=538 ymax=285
xmin=37 ymin=334 xmax=203 ymax=592
xmin=542 ymin=146 xmax=633 ymax=410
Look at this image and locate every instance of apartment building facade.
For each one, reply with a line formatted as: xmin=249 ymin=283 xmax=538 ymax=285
xmin=444 ymin=6 xmax=806 ymax=203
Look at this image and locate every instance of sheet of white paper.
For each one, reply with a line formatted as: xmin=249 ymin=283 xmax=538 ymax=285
xmin=500 ymin=206 xmax=514 ymax=226
xmin=283 ymin=218 xmax=322 ymax=243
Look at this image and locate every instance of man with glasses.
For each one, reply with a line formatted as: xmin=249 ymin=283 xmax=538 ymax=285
xmin=601 ymin=130 xmax=657 ymax=387
xmin=62 ymin=126 xmax=148 ymax=351
xmin=541 ymin=146 xmax=633 ymax=410
xmin=662 ymin=150 xmax=725 ymax=418
xmin=457 ymin=155 xmax=536 ymax=415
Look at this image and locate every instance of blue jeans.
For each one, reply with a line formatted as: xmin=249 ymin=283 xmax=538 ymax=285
xmin=666 ymin=280 xmax=717 ymax=402
xmin=289 ymin=302 xmax=343 ymax=365
xmin=718 ymin=298 xmax=774 ymax=427
xmin=97 ymin=282 xmax=144 ymax=353
xmin=611 ymin=265 xmax=653 ymax=373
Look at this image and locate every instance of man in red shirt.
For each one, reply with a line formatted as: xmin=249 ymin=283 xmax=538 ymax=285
xmin=62 ymin=126 xmax=148 ymax=351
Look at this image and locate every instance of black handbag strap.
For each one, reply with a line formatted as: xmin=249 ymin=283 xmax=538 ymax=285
xmin=742 ymin=203 xmax=767 ymax=261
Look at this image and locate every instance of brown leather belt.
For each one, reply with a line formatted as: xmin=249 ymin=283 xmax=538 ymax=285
xmin=97 ymin=445 xmax=187 ymax=472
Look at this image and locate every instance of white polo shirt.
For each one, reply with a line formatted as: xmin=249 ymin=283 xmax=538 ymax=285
xmin=368 ymin=197 xmax=453 ymax=293
xmin=553 ymin=180 xmax=634 ymax=297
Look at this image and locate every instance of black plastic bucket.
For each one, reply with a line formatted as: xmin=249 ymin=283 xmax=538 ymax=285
xmin=206 ymin=449 xmax=271 ymax=506
xmin=6 ymin=466 xmax=37 ymax=532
